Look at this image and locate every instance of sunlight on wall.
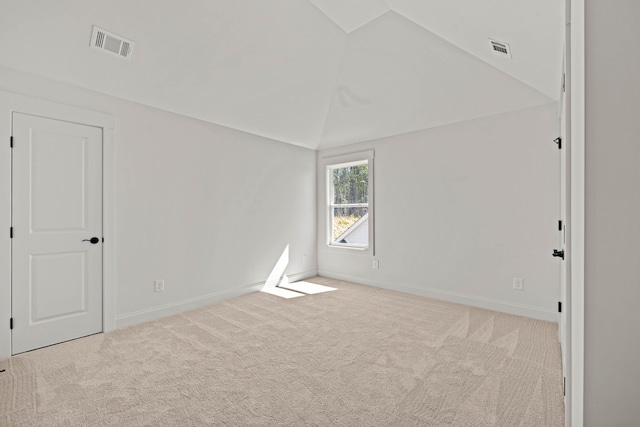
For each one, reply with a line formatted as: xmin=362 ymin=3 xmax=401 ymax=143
xmin=261 ymin=245 xmax=336 ymax=298
xmin=261 ymin=245 xmax=290 ymax=291
xmin=261 ymin=245 xmax=304 ymax=298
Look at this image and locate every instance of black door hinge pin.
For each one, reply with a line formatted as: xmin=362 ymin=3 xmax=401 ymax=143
xmin=554 ymin=137 xmax=562 ymax=149
xmin=558 ymin=302 xmax=562 ymax=313
xmin=9 ymin=318 xmax=13 ymax=330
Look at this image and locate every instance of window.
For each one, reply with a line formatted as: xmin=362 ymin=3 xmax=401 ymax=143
xmin=325 ymin=151 xmax=374 ymax=251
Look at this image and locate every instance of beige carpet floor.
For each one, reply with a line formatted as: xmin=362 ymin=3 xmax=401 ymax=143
xmin=0 ymin=277 xmax=564 ymax=426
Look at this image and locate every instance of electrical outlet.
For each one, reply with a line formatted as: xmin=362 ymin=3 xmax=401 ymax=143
xmin=513 ymin=277 xmax=524 ymax=290
xmin=373 ymin=260 xmax=379 ymax=269
xmin=154 ymin=279 xmax=165 ymax=292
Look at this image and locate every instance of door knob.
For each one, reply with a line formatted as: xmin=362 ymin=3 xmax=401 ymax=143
xmin=82 ymin=237 xmax=100 ymax=244
xmin=552 ymin=249 xmax=565 ymax=260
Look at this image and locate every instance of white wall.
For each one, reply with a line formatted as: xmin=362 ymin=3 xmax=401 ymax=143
xmin=318 ymin=103 xmax=560 ymax=321
xmin=584 ymin=0 xmax=640 ymax=424
xmin=0 ymin=66 xmax=317 ymax=358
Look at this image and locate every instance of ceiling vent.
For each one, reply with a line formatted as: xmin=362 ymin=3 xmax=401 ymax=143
xmin=488 ymin=39 xmax=512 ymax=59
xmin=90 ymin=26 xmax=134 ymax=60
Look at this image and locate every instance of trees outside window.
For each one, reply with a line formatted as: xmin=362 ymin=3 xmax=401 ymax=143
xmin=324 ymin=151 xmax=374 ymax=252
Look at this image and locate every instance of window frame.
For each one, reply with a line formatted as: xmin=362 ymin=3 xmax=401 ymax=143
xmin=323 ymin=151 xmax=374 ymax=254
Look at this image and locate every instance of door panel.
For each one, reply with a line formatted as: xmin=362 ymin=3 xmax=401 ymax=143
xmin=31 ymin=130 xmax=87 ymax=231
xmin=12 ymin=113 xmax=103 ymax=355
xmin=30 ymin=252 xmax=88 ymax=322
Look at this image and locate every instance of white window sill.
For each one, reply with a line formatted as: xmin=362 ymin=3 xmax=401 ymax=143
xmin=327 ymin=244 xmax=368 ymax=251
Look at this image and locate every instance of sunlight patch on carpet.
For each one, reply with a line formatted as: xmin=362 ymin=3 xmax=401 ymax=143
xmin=280 ymin=281 xmax=337 ymax=295
xmin=261 ymin=286 xmax=305 ymax=299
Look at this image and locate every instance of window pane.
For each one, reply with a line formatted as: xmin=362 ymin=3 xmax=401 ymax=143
xmin=332 ymin=207 xmax=368 ymax=245
xmin=333 ymin=164 xmax=368 ymax=204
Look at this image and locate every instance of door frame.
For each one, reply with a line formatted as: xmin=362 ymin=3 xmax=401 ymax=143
xmin=0 ymin=91 xmax=115 ymax=360
xmin=568 ymin=0 xmax=585 ymax=425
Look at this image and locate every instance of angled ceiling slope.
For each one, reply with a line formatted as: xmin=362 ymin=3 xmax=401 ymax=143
xmin=387 ymin=0 xmax=564 ymax=101
xmin=319 ymin=12 xmax=553 ymax=148
xmin=310 ymin=0 xmax=390 ymax=33
xmin=0 ymin=0 xmax=563 ymax=150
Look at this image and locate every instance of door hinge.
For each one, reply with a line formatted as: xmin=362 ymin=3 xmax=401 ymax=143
xmin=10 ymin=136 xmax=13 ymax=148
xmin=9 ymin=227 xmax=13 ymax=239
xmin=563 ymin=376 xmax=566 ymax=396
xmin=558 ymin=220 xmax=563 ymax=231
xmin=562 ymin=74 xmax=566 ymax=93
xmin=554 ymin=137 xmax=562 ymax=149
xmin=9 ymin=318 xmax=13 ymax=330
xmin=558 ymin=301 xmax=562 ymax=313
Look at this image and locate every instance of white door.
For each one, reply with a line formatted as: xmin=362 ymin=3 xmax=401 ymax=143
xmin=11 ymin=113 xmax=103 ymax=355
xmin=559 ymin=83 xmax=568 ymax=347
xmin=559 ymin=20 xmax=572 ymax=421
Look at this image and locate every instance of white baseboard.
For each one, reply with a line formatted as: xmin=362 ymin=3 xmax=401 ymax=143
xmin=262 ymin=269 xmax=319 ymax=291
xmin=114 ymin=270 xmax=319 ymax=329
xmin=115 ymin=284 xmax=261 ymax=329
xmin=318 ymin=270 xmax=558 ymax=322
xmin=283 ymin=269 xmax=319 ymax=284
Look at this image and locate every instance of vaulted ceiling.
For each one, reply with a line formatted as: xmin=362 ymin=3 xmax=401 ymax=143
xmin=0 ymin=0 xmax=564 ymax=150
